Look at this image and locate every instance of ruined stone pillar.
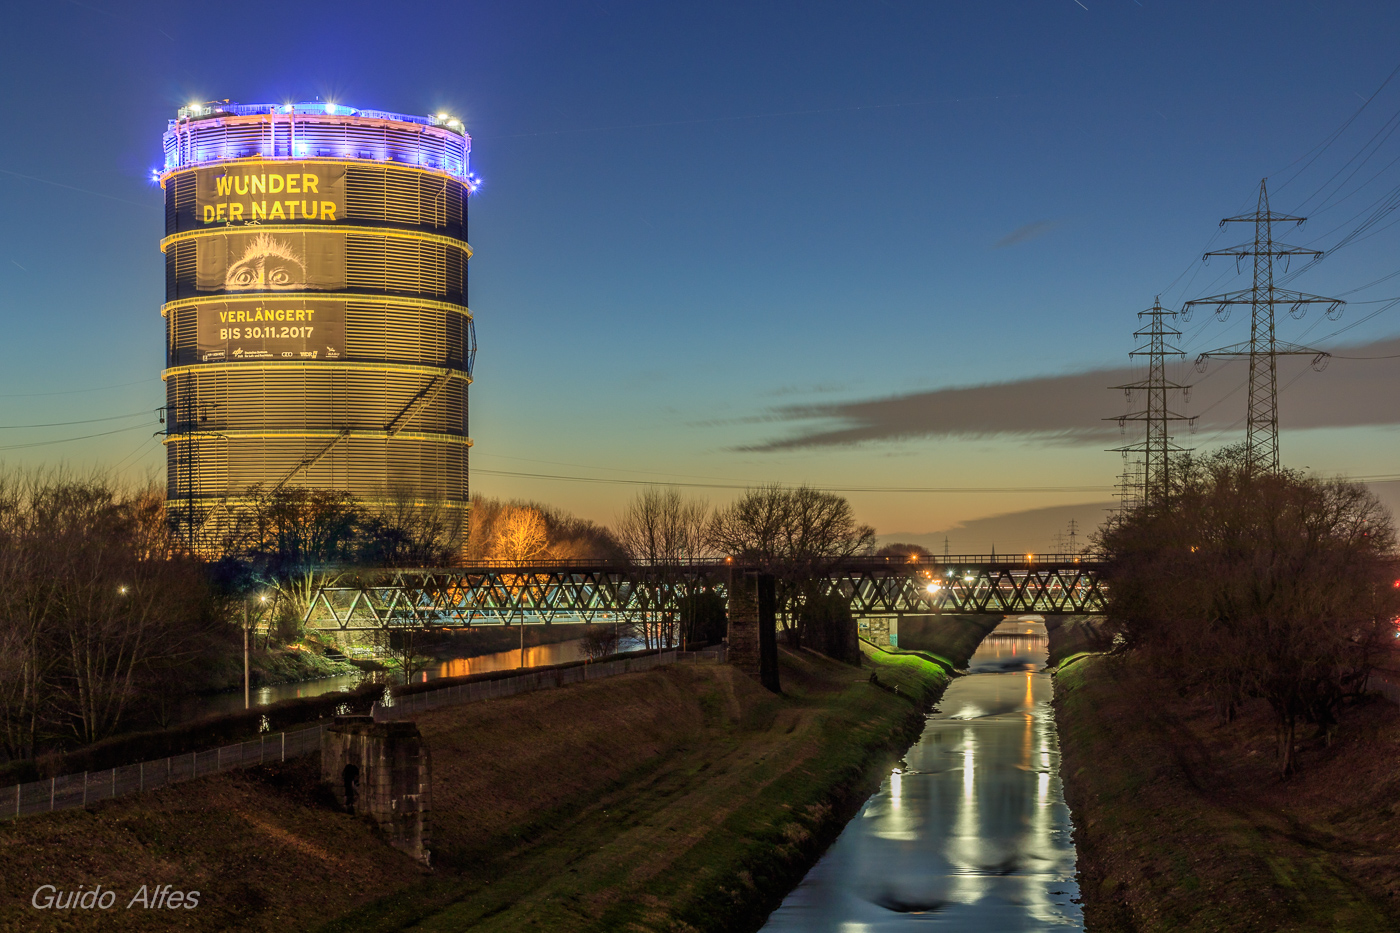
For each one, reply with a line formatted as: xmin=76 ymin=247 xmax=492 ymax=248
xmin=322 ymin=716 xmax=432 ymax=865
xmin=726 ymin=565 xmax=759 ymax=676
xmin=726 ymin=568 xmax=780 ymax=694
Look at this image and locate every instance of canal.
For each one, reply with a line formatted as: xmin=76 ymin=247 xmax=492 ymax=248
xmin=760 ymin=618 xmax=1083 ymax=930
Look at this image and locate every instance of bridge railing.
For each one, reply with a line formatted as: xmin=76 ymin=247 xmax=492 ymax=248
xmin=301 ymin=553 xmax=1104 ymax=573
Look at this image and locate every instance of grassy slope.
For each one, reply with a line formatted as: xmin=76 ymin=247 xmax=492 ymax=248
xmin=1055 ymin=656 xmax=1400 ymax=933
xmin=0 ymin=648 xmax=945 ymax=933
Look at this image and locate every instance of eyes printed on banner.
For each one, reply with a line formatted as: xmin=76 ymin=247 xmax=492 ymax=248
xmin=225 ymin=233 xmax=306 ymax=291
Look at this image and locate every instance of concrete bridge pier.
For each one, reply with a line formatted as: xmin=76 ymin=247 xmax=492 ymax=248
xmin=322 ymin=716 xmax=432 ymax=865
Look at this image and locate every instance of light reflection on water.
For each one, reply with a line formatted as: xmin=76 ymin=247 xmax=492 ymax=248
xmin=184 ymin=634 xmax=636 ymax=721
xmin=430 ymin=638 xmax=590 ymax=680
xmin=760 ymin=621 xmax=1083 ymax=931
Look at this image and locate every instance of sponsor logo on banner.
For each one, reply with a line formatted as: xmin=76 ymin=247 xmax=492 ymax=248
xmin=188 ymin=298 xmax=346 ymax=364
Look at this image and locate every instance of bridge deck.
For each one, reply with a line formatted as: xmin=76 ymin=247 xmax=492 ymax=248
xmin=304 ymin=555 xmax=1106 ymax=630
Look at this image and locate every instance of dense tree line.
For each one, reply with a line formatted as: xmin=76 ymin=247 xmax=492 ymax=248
xmin=1098 ymin=446 xmax=1400 ymax=775
xmin=0 ymin=473 xmax=226 ymax=757
xmin=0 ymin=470 xmax=878 ymax=756
xmin=609 ymin=484 xmax=872 ymax=657
xmin=708 ymin=483 xmax=874 ymax=656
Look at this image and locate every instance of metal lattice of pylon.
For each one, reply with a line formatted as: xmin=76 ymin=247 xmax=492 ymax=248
xmin=1108 ymin=299 xmax=1196 ymax=505
xmin=1185 ymin=180 xmax=1344 ymax=474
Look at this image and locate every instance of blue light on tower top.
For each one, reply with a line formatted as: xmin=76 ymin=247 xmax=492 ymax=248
xmin=163 ymin=100 xmax=474 ymax=185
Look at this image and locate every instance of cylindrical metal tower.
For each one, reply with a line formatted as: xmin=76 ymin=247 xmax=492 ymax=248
xmin=158 ymin=101 xmax=476 ymax=551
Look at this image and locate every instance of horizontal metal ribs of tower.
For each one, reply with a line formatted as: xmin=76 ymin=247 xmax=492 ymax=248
xmin=304 ymin=557 xmax=1107 ymax=630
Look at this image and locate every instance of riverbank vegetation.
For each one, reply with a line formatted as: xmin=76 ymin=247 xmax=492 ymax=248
xmin=1057 ymin=655 xmax=1400 ymax=931
xmin=0 ymin=648 xmax=948 ymax=933
xmin=0 ymin=473 xmax=229 ymax=758
xmin=0 ymin=468 xmax=640 ymax=762
xmin=1097 ymin=446 xmax=1399 ymax=775
xmin=1057 ymin=446 xmax=1400 ymax=929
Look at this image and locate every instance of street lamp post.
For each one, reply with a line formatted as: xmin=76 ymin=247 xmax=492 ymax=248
xmin=244 ymin=598 xmax=251 ymax=710
xmin=244 ymin=593 xmax=268 ymax=710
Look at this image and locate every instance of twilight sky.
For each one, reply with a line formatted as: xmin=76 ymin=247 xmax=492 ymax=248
xmin=3 ymin=0 xmax=1400 ymax=551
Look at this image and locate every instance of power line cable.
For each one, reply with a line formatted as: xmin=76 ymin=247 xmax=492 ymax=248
xmin=472 ymin=467 xmax=1112 ymax=494
xmin=0 ymin=423 xmax=150 ymax=451
xmin=0 ymin=410 xmax=150 ymax=429
xmin=1296 ymin=105 xmax=1400 ymax=214
xmin=0 ymin=378 xmax=154 ymax=398
xmin=1273 ymin=59 xmax=1400 ymax=196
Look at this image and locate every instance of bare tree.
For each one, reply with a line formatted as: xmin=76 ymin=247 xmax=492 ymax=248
xmin=0 ymin=471 xmax=221 ymax=750
xmin=538 ymin=504 xmax=627 ymax=561
xmin=615 ymin=488 xmax=712 ymax=648
xmin=491 ymin=505 xmax=550 ymax=563
xmin=709 ymin=484 xmax=875 ymax=646
xmin=579 ymin=623 xmax=620 ymax=659
xmin=616 ymin=487 xmax=712 ymax=565
xmin=0 ymin=474 xmax=56 ymax=758
xmin=227 ymin=485 xmax=365 ymax=643
xmin=359 ymin=484 xmax=462 ymax=567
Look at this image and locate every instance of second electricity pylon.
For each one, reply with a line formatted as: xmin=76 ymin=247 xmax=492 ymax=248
xmin=1185 ymin=179 xmax=1344 ymax=474
xmin=1107 ymin=299 xmax=1195 ymax=506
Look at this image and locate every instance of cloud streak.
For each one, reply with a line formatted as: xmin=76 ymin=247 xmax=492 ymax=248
xmin=993 ymin=219 xmax=1060 ymax=249
xmin=740 ymin=335 xmax=1400 ymax=451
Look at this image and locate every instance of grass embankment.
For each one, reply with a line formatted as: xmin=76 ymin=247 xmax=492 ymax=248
xmin=190 ymin=638 xmax=358 ymax=694
xmin=0 ymin=647 xmax=946 ymax=933
xmin=1055 ymin=655 xmax=1400 ymax=932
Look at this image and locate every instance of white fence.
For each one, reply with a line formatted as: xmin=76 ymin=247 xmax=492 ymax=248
xmin=1 ymin=646 xmax=724 ymax=822
xmin=3 ymin=725 xmax=327 ymax=821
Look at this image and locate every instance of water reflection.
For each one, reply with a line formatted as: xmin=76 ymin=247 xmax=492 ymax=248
xmin=181 ymin=634 xmax=632 ymax=722
xmin=760 ymin=621 xmax=1082 ymax=931
xmin=430 ymin=638 xmax=590 ymax=679
xmin=181 ymin=672 xmax=372 ymax=721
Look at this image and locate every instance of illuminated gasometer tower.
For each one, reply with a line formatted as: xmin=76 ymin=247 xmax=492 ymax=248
xmin=159 ymin=101 xmax=476 ymax=552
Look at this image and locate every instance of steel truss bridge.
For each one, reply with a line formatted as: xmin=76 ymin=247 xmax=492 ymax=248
xmin=304 ymin=554 xmax=1106 ymax=631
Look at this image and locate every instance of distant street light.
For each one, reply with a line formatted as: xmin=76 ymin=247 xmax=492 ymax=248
xmin=245 ymin=593 xmax=268 ymax=711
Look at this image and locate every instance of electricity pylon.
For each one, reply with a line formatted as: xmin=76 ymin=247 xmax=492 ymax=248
xmin=1113 ymin=457 xmax=1146 ymax=515
xmin=1185 ymin=179 xmax=1344 ymax=474
xmin=1054 ymin=519 xmax=1082 ymax=555
xmin=1108 ymin=299 xmax=1195 ymax=506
